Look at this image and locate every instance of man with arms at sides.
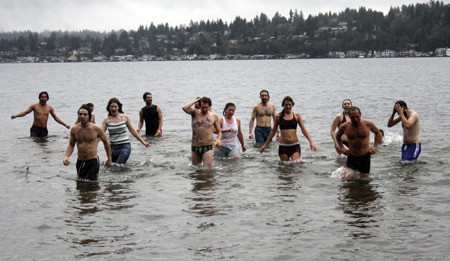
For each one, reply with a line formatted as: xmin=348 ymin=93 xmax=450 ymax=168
xmin=137 ymin=92 xmax=163 ymax=136
xmin=336 ymin=106 xmax=382 ymax=180
xmin=249 ymin=90 xmax=278 ymax=144
xmin=11 ymin=91 xmax=70 ymax=137
xmin=182 ymin=96 xmax=222 ymax=168
xmin=387 ymin=100 xmax=421 ymax=161
xmin=330 ymin=99 xmax=352 ymax=154
xmin=63 ymin=104 xmax=112 ymax=181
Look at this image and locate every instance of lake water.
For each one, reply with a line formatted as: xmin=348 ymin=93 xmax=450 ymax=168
xmin=1 ymin=58 xmax=450 ymax=260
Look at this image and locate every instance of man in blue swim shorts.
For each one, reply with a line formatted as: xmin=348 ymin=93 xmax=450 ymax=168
xmin=388 ymin=100 xmax=421 ymax=161
xmin=249 ymin=90 xmax=278 ymax=144
xmin=64 ymin=104 xmax=112 ymax=181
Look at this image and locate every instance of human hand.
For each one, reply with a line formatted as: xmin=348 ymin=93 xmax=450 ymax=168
xmin=63 ymin=158 xmax=70 ymax=166
xmin=259 ymin=145 xmax=266 ymax=154
xmin=105 ymin=158 xmax=112 ymax=168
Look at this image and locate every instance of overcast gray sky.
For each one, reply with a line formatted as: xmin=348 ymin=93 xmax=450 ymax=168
xmin=1 ymin=0 xmax=448 ymax=32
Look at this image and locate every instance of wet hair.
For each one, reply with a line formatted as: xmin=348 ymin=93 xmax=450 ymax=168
xmin=222 ymin=102 xmax=236 ymax=116
xmin=279 ymin=96 xmax=295 ymax=116
xmin=349 ymin=106 xmax=361 ymax=115
xmin=200 ymin=97 xmax=212 ymax=107
xmin=260 ymin=89 xmax=270 ymax=98
xmin=87 ymin=103 xmax=94 ymax=108
xmin=342 ymin=99 xmax=352 ymax=106
xmin=39 ymin=91 xmax=49 ymax=100
xmin=143 ymin=92 xmax=152 ymax=101
xmin=395 ymin=100 xmax=407 ymax=108
xmin=78 ymin=104 xmax=92 ymax=122
xmin=106 ymin=97 xmax=124 ymax=116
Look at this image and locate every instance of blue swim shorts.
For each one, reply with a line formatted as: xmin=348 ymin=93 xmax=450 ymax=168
xmin=254 ymin=126 xmax=272 ymax=144
xmin=401 ymin=143 xmax=421 ymax=161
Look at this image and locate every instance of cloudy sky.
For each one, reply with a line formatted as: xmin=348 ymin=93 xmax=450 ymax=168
xmin=1 ymin=0 xmax=448 ymax=32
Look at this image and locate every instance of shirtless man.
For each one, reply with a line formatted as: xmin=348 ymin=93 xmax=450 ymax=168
xmin=182 ymin=97 xmax=222 ymax=167
xmin=336 ymin=106 xmax=382 ymax=180
xmin=249 ymin=90 xmax=277 ymax=144
xmin=330 ymin=99 xmax=352 ymax=154
xmin=387 ymin=100 xmax=421 ymax=161
xmin=63 ymin=104 xmax=112 ymax=181
xmin=11 ymin=91 xmax=70 ymax=137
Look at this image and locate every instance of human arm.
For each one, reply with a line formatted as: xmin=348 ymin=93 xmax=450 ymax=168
xmin=97 ymin=126 xmax=112 ymax=168
xmin=260 ymin=115 xmax=279 ymax=153
xmin=369 ymin=121 xmax=381 ymax=155
xmin=50 ymin=107 xmax=70 ymax=129
xmin=236 ymin=118 xmax=246 ymax=152
xmin=136 ymin=109 xmax=144 ymax=133
xmin=297 ymin=113 xmax=316 ymax=151
xmin=156 ymin=106 xmax=163 ymax=135
xmin=396 ymin=106 xmax=418 ymax=128
xmin=336 ymin=124 xmax=349 ymax=155
xmin=271 ymin=104 xmax=280 ymax=140
xmin=11 ymin=105 xmax=34 ymax=119
xmin=125 ymin=114 xmax=150 ymax=147
xmin=330 ymin=114 xmax=341 ymax=152
xmin=101 ymin=117 xmax=108 ymax=133
xmin=63 ymin=128 xmax=76 ymax=166
xmin=387 ymin=104 xmax=401 ymax=127
xmin=213 ymin=114 xmax=222 ymax=147
xmin=182 ymin=97 xmax=201 ymax=115
xmin=248 ymin=106 xmax=257 ymax=139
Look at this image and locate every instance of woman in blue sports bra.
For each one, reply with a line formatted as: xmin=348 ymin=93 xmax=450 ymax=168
xmin=260 ymin=96 xmax=316 ymax=161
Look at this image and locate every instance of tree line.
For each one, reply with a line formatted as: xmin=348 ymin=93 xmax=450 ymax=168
xmin=1 ymin=1 xmax=449 ymax=59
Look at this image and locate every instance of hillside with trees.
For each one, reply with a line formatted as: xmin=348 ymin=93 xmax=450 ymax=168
xmin=1 ymin=1 xmax=449 ymax=62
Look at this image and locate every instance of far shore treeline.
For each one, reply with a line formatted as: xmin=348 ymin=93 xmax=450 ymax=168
xmin=1 ymin=1 xmax=449 ymax=62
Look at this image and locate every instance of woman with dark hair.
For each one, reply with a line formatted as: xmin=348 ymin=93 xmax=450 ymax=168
xmin=260 ymin=96 xmax=316 ymax=161
xmin=214 ymin=102 xmax=246 ymax=159
xmin=330 ymin=98 xmax=352 ymax=154
xmin=102 ymin=98 xmax=150 ymax=164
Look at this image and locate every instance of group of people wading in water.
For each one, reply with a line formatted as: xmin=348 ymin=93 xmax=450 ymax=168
xmin=11 ymin=90 xmax=421 ymax=181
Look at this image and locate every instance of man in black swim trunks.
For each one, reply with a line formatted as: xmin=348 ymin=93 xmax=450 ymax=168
xmin=11 ymin=91 xmax=70 ymax=137
xmin=137 ymin=92 xmax=163 ymax=136
xmin=182 ymin=96 xmax=222 ymax=168
xmin=336 ymin=106 xmax=382 ymax=180
xmin=63 ymin=104 xmax=112 ymax=181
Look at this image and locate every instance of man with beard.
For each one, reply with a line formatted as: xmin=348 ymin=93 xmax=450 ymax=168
xmin=182 ymin=96 xmax=222 ymax=168
xmin=336 ymin=106 xmax=382 ymax=180
xmin=11 ymin=91 xmax=70 ymax=137
xmin=137 ymin=92 xmax=163 ymax=136
xmin=387 ymin=100 xmax=421 ymax=161
xmin=63 ymin=104 xmax=112 ymax=181
xmin=249 ymin=90 xmax=277 ymax=144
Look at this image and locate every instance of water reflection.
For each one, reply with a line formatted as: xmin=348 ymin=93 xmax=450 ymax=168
xmin=188 ymin=169 xmax=220 ymax=217
xmin=338 ymin=180 xmax=382 ymax=236
xmin=275 ymin=163 xmax=299 ymax=191
xmin=76 ymin=180 xmax=101 ymax=211
xmin=62 ymin=180 xmax=138 ymax=258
